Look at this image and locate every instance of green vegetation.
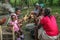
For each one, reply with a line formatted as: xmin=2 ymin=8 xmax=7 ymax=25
xmin=1 ymin=0 xmax=60 ymax=29
xmin=21 ymin=7 xmax=60 ymax=40
xmin=9 ymin=0 xmax=60 ymax=6
xmin=0 ymin=0 xmax=60 ymax=40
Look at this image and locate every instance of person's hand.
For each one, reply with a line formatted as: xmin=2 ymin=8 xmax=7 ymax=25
xmin=18 ymin=19 xmax=23 ymax=23
xmin=23 ymin=15 xmax=28 ymax=22
xmin=31 ymin=15 xmax=34 ymax=18
xmin=55 ymin=12 xmax=59 ymax=18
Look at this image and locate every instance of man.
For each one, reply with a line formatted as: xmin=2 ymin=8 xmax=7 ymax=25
xmin=34 ymin=3 xmax=42 ymax=17
xmin=15 ymin=7 xmax=21 ymax=19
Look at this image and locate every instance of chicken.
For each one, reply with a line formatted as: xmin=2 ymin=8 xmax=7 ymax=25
xmin=0 ymin=17 xmax=6 ymax=25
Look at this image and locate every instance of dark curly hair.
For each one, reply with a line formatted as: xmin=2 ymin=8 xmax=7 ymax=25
xmin=37 ymin=8 xmax=43 ymax=17
xmin=44 ymin=8 xmax=51 ymax=17
xmin=15 ymin=7 xmax=21 ymax=12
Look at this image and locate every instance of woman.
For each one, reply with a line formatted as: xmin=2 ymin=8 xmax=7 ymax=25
xmin=39 ymin=8 xmax=59 ymax=40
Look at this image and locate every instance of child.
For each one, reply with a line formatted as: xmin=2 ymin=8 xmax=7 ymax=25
xmin=28 ymin=11 xmax=36 ymax=23
xmin=9 ymin=14 xmax=24 ymax=40
xmin=16 ymin=30 xmax=24 ymax=40
xmin=9 ymin=15 xmax=19 ymax=32
xmin=15 ymin=7 xmax=21 ymax=19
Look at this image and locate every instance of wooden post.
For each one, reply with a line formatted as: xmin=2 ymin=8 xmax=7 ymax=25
xmin=0 ymin=25 xmax=2 ymax=40
xmin=13 ymin=27 xmax=15 ymax=40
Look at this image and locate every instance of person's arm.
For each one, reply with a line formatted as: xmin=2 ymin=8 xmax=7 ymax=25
xmin=37 ymin=19 xmax=42 ymax=29
xmin=37 ymin=16 xmax=44 ymax=29
xmin=54 ymin=12 xmax=59 ymax=18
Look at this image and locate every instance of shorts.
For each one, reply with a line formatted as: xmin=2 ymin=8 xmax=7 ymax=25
xmin=38 ymin=28 xmax=59 ymax=40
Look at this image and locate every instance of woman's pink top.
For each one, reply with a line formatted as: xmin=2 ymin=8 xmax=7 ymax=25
xmin=40 ymin=16 xmax=59 ymax=36
xmin=9 ymin=20 xmax=19 ymax=32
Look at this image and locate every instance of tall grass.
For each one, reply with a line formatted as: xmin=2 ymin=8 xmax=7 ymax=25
xmin=10 ymin=0 xmax=39 ymax=6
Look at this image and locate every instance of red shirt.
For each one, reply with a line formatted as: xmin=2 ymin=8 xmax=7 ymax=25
xmin=40 ymin=16 xmax=59 ymax=36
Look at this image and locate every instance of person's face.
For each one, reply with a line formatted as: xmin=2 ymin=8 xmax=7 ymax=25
xmin=30 ymin=11 xmax=34 ymax=15
xmin=41 ymin=10 xmax=45 ymax=15
xmin=16 ymin=10 xmax=21 ymax=15
xmin=38 ymin=6 xmax=41 ymax=10
xmin=36 ymin=6 xmax=39 ymax=9
xmin=11 ymin=15 xmax=16 ymax=21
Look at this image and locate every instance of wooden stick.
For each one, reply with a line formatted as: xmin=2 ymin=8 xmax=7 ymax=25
xmin=0 ymin=25 xmax=2 ymax=40
xmin=13 ymin=27 xmax=15 ymax=40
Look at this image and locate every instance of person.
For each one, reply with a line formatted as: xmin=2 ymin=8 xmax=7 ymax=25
xmin=9 ymin=14 xmax=19 ymax=32
xmin=11 ymin=7 xmax=21 ymax=20
xmin=27 ymin=11 xmax=36 ymax=23
xmin=34 ymin=3 xmax=40 ymax=16
xmin=8 ymin=14 xmax=24 ymax=40
xmin=38 ymin=8 xmax=59 ymax=40
xmin=33 ymin=8 xmax=44 ymax=40
xmin=25 ymin=11 xmax=37 ymax=39
xmin=34 ymin=3 xmax=42 ymax=17
xmin=14 ymin=7 xmax=21 ymax=19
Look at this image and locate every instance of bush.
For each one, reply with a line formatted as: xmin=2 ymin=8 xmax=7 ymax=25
xmin=10 ymin=0 xmax=39 ymax=7
xmin=57 ymin=0 xmax=60 ymax=6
